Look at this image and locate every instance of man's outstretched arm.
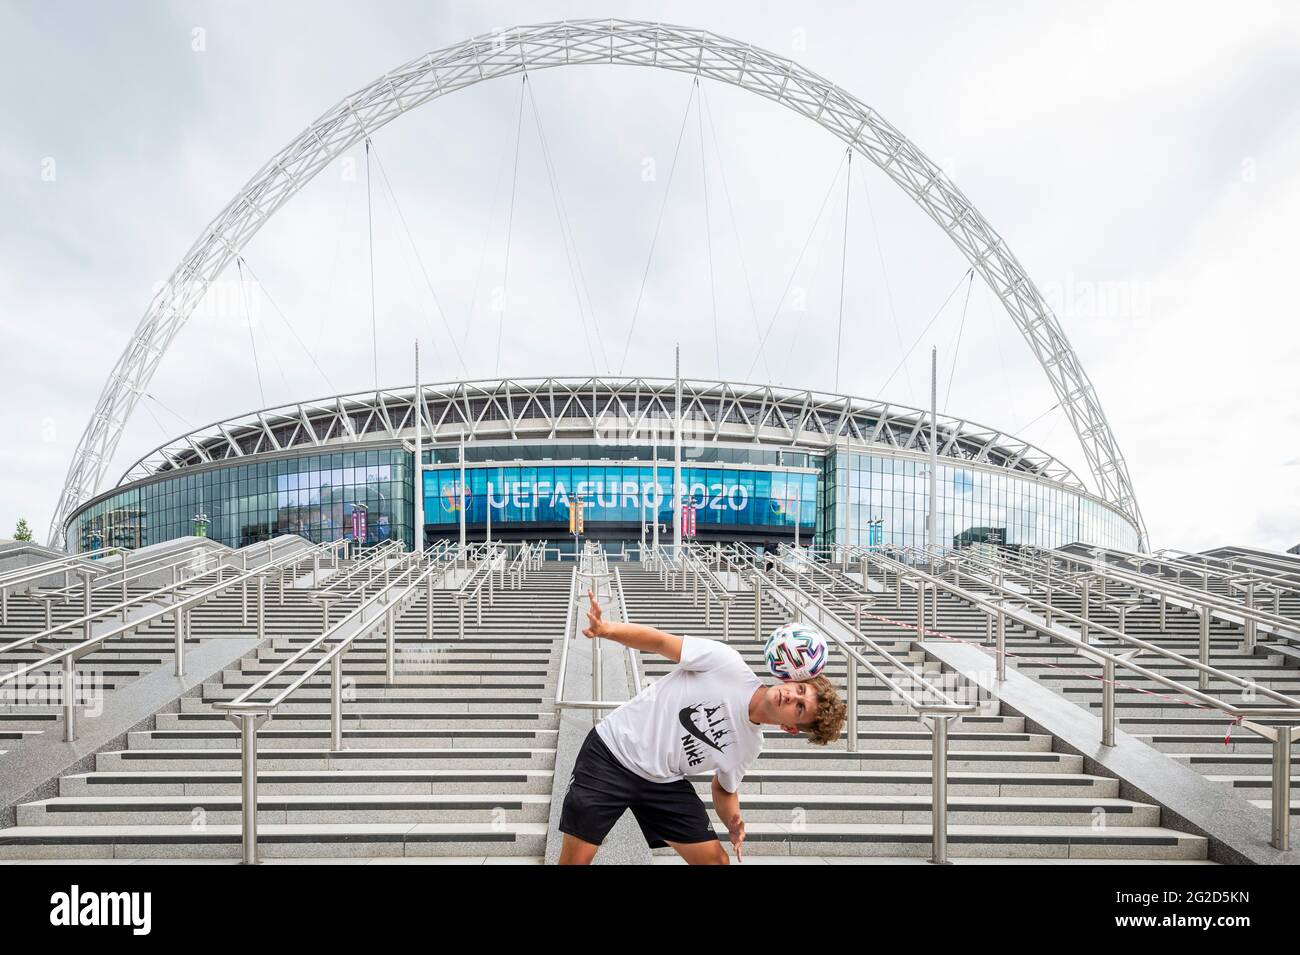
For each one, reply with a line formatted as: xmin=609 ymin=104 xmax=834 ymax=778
xmin=711 ymin=776 xmax=745 ymax=862
xmin=582 ymin=590 xmax=682 ymax=662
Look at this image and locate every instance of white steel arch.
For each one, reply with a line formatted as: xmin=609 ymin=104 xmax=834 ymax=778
xmin=49 ymin=17 xmax=1149 ymax=547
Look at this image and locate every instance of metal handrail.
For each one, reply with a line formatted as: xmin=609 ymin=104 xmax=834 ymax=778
xmin=970 ymin=543 xmax=1300 ymax=661
xmin=505 ymin=541 xmax=533 ymax=588
xmin=720 ymin=542 xmax=977 ymax=864
xmin=0 ymin=546 xmax=126 ymax=593
xmin=555 ymin=542 xmax=638 ymax=716
xmin=678 ymin=544 xmax=733 ymax=633
xmin=36 ymin=542 xmax=228 ymax=604
xmin=308 ymin=545 xmax=432 ymax=629
xmin=450 ymin=543 xmax=507 ymax=639
xmin=311 ymin=539 xmax=403 ymax=597
xmin=1023 ymin=546 xmax=1300 ymax=638
xmin=1147 ymin=545 xmax=1300 ymax=597
xmin=839 ymin=542 xmax=1300 ymax=851
xmin=214 ymin=547 xmax=459 ymax=864
xmin=614 ymin=566 xmax=643 ymax=694
xmin=0 ymin=538 xmax=344 ymax=743
xmin=1 ymin=535 xmax=327 ymax=655
xmin=0 ymin=549 xmax=237 ymax=655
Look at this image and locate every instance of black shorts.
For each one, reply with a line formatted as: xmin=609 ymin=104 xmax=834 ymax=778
xmin=559 ymin=727 xmax=719 ymax=849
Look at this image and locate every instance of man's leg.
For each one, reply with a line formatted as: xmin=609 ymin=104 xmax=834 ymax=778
xmin=666 ymin=839 xmax=729 ymax=865
xmin=558 ymin=833 xmax=600 ymax=865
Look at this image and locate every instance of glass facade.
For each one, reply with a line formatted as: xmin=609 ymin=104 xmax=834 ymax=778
xmin=69 ymin=441 xmax=1139 ymax=554
xmin=819 ymin=451 xmax=1139 ymax=551
xmin=71 ymin=448 xmax=412 ymax=553
xmin=424 ymin=464 xmax=817 ymax=534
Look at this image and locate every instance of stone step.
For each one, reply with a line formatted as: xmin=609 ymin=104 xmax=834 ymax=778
xmin=58 ymin=768 xmax=557 ymax=796
xmin=95 ymin=747 xmax=556 ymax=771
xmin=0 ymin=823 xmax=550 ymax=859
xmin=642 ymin=823 xmax=1207 ymax=859
xmin=19 ymin=794 xmax=554 ymax=826
xmin=755 ymin=731 xmax=1053 ymax=752
xmin=127 ymin=727 xmax=559 ymax=749
xmin=686 ymin=767 xmax=1106 ymax=795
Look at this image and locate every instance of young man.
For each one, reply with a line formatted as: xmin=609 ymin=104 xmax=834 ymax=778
xmin=558 ymin=590 xmax=847 ymax=865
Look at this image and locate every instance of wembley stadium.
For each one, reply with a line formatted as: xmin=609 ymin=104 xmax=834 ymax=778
xmin=64 ymin=376 xmax=1140 ymax=556
xmin=8 ymin=15 xmax=1298 ymax=883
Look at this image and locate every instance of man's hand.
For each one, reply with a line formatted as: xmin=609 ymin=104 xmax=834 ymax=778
xmin=581 ymin=589 xmax=607 ymax=639
xmin=725 ymin=812 xmax=745 ymax=863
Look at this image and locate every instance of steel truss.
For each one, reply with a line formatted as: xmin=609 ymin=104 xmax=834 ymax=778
xmin=50 ymin=18 xmax=1148 ymax=547
xmin=101 ymin=375 xmax=1107 ymax=501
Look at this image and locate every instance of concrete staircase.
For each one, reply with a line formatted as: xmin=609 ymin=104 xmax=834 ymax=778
xmin=0 ymin=559 xmax=571 ymax=863
xmin=617 ymin=562 xmax=1211 ymax=863
xmin=924 ymin=553 xmax=1300 ymax=824
xmin=0 ymin=564 xmax=344 ymax=751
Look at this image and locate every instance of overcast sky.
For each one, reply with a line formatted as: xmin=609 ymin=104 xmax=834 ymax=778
xmin=2 ymin=0 xmax=1298 ymax=552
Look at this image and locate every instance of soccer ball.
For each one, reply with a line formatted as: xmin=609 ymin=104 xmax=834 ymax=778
xmin=764 ymin=623 xmax=828 ymax=682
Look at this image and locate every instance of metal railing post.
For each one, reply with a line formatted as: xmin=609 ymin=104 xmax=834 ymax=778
xmin=1101 ymin=657 xmax=1117 ymax=746
xmin=81 ymin=571 xmax=92 ymax=639
xmin=1080 ymin=577 xmax=1091 ymax=644
xmin=237 ymin=714 xmax=261 ymax=865
xmin=1272 ymin=725 xmax=1293 ymax=851
xmin=592 ymin=617 xmax=603 ymax=723
xmin=1159 ymin=592 xmax=1166 ymax=631
xmin=996 ymin=604 xmax=1006 ymax=682
xmin=753 ymin=577 xmax=763 ymax=641
xmin=121 ymin=552 xmax=129 ymax=621
xmin=930 ymin=717 xmax=952 ymax=864
xmin=174 ymin=607 xmax=186 ymax=677
xmin=63 ymin=655 xmax=77 ymax=742
xmin=385 ymin=605 xmax=396 ymax=684
xmin=330 ymin=654 xmax=343 ymax=751
xmin=1199 ymin=606 xmax=1210 ymax=692
xmin=916 ymin=580 xmax=926 ymax=636
xmin=256 ymin=575 xmax=265 ymax=640
xmin=1244 ymin=581 xmax=1257 ymax=652
xmin=847 ymin=657 xmax=858 ymax=752
xmin=426 ymin=572 xmax=435 ymax=639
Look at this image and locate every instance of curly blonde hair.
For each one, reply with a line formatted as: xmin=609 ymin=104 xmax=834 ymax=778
xmin=803 ymin=675 xmax=846 ymax=746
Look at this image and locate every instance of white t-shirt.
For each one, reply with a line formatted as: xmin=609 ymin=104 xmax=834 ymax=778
xmin=595 ymin=635 xmax=765 ymax=793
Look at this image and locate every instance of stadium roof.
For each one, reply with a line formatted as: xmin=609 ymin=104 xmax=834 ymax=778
xmin=117 ymin=376 xmax=1086 ymax=491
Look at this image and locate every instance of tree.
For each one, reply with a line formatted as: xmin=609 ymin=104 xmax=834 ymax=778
xmin=13 ymin=518 xmax=33 ymax=542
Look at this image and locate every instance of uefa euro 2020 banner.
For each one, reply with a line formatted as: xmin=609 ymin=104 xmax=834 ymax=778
xmin=424 ymin=467 xmax=814 ymax=528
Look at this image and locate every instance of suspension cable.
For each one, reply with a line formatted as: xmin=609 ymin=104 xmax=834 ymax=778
xmin=834 ymin=148 xmax=852 ymax=393
xmin=236 ymin=258 xmax=267 ymax=408
xmin=525 ymin=76 xmax=603 ymax=372
xmin=698 ymin=83 xmax=770 ymax=382
xmin=696 ymin=78 xmax=721 ymax=378
xmin=943 ymin=271 xmax=975 ymax=411
xmin=367 ymin=138 xmax=469 ymax=378
xmin=462 ymin=88 xmax=519 ymax=355
xmin=875 ymin=268 xmax=973 ymax=399
xmin=496 ymin=75 xmax=527 ymax=377
xmin=857 ymin=169 xmax=914 ymax=403
xmin=743 ymin=149 xmax=848 ymax=381
xmin=365 ymin=137 xmax=377 ymax=390
xmin=235 ymin=256 xmax=337 ymax=394
xmin=617 ymin=79 xmax=697 ymax=376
